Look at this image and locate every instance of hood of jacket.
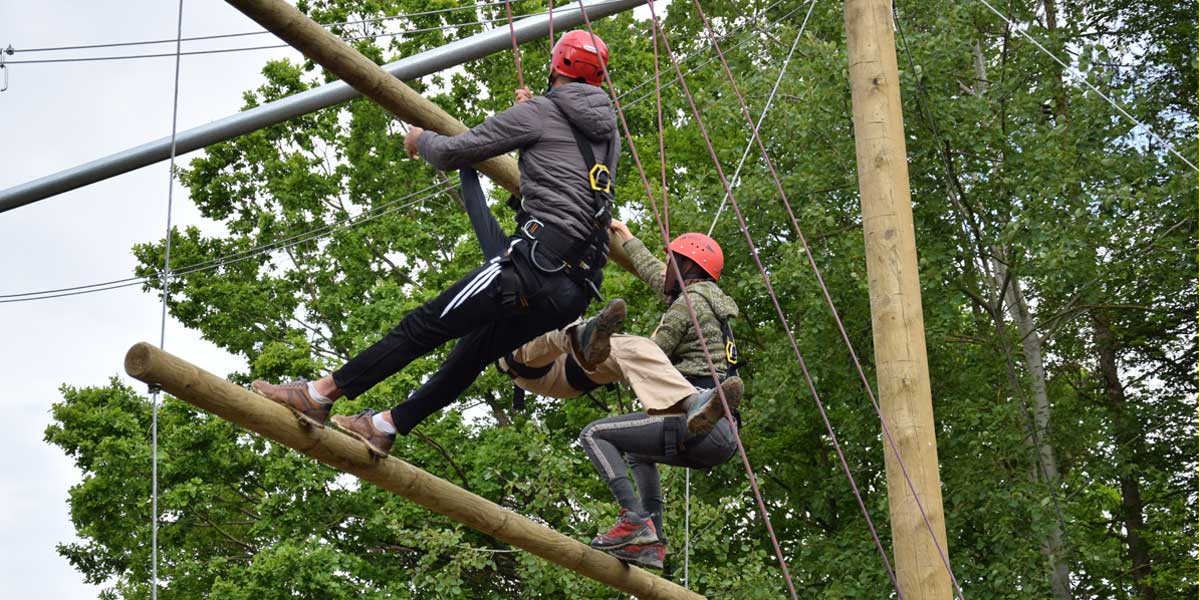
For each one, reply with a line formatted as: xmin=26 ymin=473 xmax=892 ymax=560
xmin=686 ymin=281 xmax=739 ymax=322
xmin=547 ymin=82 xmax=618 ymax=142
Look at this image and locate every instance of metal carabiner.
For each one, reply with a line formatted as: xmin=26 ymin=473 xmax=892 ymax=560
xmin=528 ymin=241 xmax=566 ymax=273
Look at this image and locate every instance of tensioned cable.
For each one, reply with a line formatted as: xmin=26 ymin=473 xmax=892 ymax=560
xmin=573 ymin=3 xmax=800 ymax=597
xmin=974 ymin=0 xmax=1197 ymax=172
xmin=0 ymin=0 xmax=803 ymax=302
xmin=618 ymin=0 xmax=794 ymax=105
xmin=0 ymin=181 xmax=456 ymax=304
xmin=9 ymin=1 xmax=512 ymax=54
xmin=707 ymin=0 xmax=815 ymax=236
xmin=641 ymin=0 xmax=913 ymax=594
xmin=2 ymin=1 xmax=619 ymax=66
xmin=893 ymin=0 xmax=1079 ymax=575
xmin=4 ymin=8 xmax=563 ymax=65
xmin=686 ymin=0 xmax=965 ymax=594
xmin=151 ymin=2 xmax=186 ymax=597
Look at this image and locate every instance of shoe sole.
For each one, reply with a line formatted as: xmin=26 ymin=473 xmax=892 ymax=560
xmin=687 ymin=376 xmax=743 ymax=435
xmin=331 ymin=415 xmax=391 ymax=459
xmin=589 ymin=525 xmax=658 ymax=550
xmin=580 ymin=298 xmax=626 ymax=368
xmin=605 ymin=548 xmax=664 ymax=570
xmin=251 ymin=382 xmax=327 ymax=429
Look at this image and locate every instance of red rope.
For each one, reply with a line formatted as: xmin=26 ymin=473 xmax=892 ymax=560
xmin=571 ymin=4 xmax=800 ymax=598
xmin=547 ymin=0 xmax=555 ymax=47
xmin=503 ymin=1 xmax=525 ymax=89
xmin=652 ymin=25 xmax=668 ymax=238
xmin=639 ymin=2 xmax=905 ymax=595
xmin=685 ymin=1 xmax=965 ymax=596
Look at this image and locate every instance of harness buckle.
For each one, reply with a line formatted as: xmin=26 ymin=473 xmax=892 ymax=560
xmin=521 ymin=217 xmax=545 ymax=239
xmin=726 ymin=339 xmax=739 ymax=365
xmin=589 ymin=164 xmax=612 ymax=193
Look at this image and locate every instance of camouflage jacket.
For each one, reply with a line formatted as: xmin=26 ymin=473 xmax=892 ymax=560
xmin=623 ymin=237 xmax=740 ymax=381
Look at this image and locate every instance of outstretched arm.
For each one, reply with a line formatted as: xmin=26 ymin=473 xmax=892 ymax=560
xmin=409 ymin=100 xmax=544 ymax=171
xmin=611 ymin=220 xmax=668 ymax=299
xmin=459 ymin=169 xmax=508 ymax=260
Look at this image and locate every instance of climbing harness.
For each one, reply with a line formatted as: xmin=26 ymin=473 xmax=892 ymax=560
xmin=514 ymin=92 xmax=614 ymax=302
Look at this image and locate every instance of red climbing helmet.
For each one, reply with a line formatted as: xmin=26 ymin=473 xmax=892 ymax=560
xmin=550 ymin=30 xmax=609 ymax=86
xmin=668 ymin=233 xmax=724 ymax=281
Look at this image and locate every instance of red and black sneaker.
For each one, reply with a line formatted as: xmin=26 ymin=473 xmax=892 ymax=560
xmin=606 ymin=541 xmax=665 ymax=570
xmin=589 ymin=509 xmax=658 ymax=550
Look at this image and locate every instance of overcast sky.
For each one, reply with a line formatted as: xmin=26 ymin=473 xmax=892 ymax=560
xmin=0 ymin=2 xmax=303 ymax=596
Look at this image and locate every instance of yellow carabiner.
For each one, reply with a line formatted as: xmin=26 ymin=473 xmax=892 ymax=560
xmin=589 ymin=164 xmax=612 ymax=193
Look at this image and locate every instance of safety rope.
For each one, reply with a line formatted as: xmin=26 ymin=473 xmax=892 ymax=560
xmin=685 ymin=0 xmax=966 ymax=594
xmin=641 ymin=0 xmax=916 ymax=594
xmin=503 ymin=2 xmax=525 ymax=89
xmin=152 ymin=2 xmax=186 ymax=597
xmin=572 ymin=4 xmax=800 ymax=597
xmin=643 ymin=0 xmax=902 ymax=592
xmin=547 ymin=0 xmax=555 ymax=48
xmin=707 ymin=0 xmax=816 ymax=236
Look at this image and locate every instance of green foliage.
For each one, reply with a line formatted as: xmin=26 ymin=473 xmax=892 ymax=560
xmin=48 ymin=0 xmax=1196 ymax=597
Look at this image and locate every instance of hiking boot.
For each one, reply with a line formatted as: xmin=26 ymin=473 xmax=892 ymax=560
xmin=590 ymin=509 xmax=658 ymax=550
xmin=251 ymin=379 xmax=332 ymax=425
xmin=606 ymin=541 xmax=665 ymax=570
xmin=332 ymin=410 xmax=395 ymax=458
xmin=572 ymin=298 xmax=626 ymax=370
xmin=686 ymin=376 xmax=743 ymax=435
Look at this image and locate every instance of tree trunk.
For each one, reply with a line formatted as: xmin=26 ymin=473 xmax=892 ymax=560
xmin=1091 ymin=311 xmax=1155 ymax=600
xmin=992 ymin=260 xmax=1073 ymax=599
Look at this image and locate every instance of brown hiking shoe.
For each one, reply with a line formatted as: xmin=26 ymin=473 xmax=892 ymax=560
xmin=332 ymin=410 xmax=395 ymax=458
xmin=572 ymin=298 xmax=626 ymax=370
xmin=251 ymin=379 xmax=332 ymax=426
xmin=686 ymin=376 xmax=743 ymax=435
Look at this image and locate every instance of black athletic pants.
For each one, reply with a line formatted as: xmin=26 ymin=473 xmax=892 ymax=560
xmin=332 ymin=171 xmax=590 ymax=435
xmin=578 ymin=407 xmax=738 ymax=535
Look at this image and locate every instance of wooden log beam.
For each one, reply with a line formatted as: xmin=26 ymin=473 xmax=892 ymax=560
xmin=843 ymin=0 xmax=953 ymax=597
xmin=125 ymin=342 xmax=703 ymax=600
xmin=224 ymin=0 xmax=637 ymax=274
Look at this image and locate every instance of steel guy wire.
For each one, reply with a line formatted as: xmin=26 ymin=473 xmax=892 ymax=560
xmin=707 ymin=0 xmax=816 ymax=236
xmin=575 ymin=1 xmax=800 ymax=596
xmin=7 ymin=16 xmax=525 ymax=65
xmin=151 ymin=2 xmax=186 ymax=596
xmin=975 ymin=0 xmax=1198 ymax=172
xmin=9 ymin=1 xmax=513 ymax=55
xmin=0 ymin=181 xmax=457 ymax=304
xmin=0 ymin=1 xmax=803 ymax=302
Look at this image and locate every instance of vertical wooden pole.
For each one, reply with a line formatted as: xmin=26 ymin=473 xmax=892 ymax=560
xmin=842 ymin=0 xmax=953 ymax=597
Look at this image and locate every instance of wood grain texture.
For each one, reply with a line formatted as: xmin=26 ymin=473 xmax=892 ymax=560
xmin=843 ymin=0 xmax=954 ymax=597
xmin=125 ymin=342 xmax=703 ymax=600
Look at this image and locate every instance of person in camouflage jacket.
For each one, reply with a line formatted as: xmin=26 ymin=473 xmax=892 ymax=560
xmin=577 ymin=219 xmax=744 ymax=570
xmin=615 ymin=220 xmax=740 ymax=386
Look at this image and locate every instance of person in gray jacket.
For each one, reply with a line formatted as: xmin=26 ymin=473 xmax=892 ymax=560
xmin=252 ymin=31 xmax=621 ymax=457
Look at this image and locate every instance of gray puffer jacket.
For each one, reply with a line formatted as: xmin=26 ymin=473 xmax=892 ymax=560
xmin=416 ymin=82 xmax=619 ymax=244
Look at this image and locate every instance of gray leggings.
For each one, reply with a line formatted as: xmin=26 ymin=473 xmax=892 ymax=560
xmin=578 ymin=411 xmax=737 ymax=535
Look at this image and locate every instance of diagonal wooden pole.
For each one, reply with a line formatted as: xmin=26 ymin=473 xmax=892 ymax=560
xmin=223 ymin=0 xmax=635 ymax=271
xmin=124 ymin=342 xmax=702 ymax=600
xmin=843 ymin=0 xmax=954 ymax=597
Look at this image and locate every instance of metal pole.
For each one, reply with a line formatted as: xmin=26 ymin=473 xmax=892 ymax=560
xmin=0 ymin=0 xmax=644 ymax=214
xmin=842 ymin=0 xmax=953 ymax=597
